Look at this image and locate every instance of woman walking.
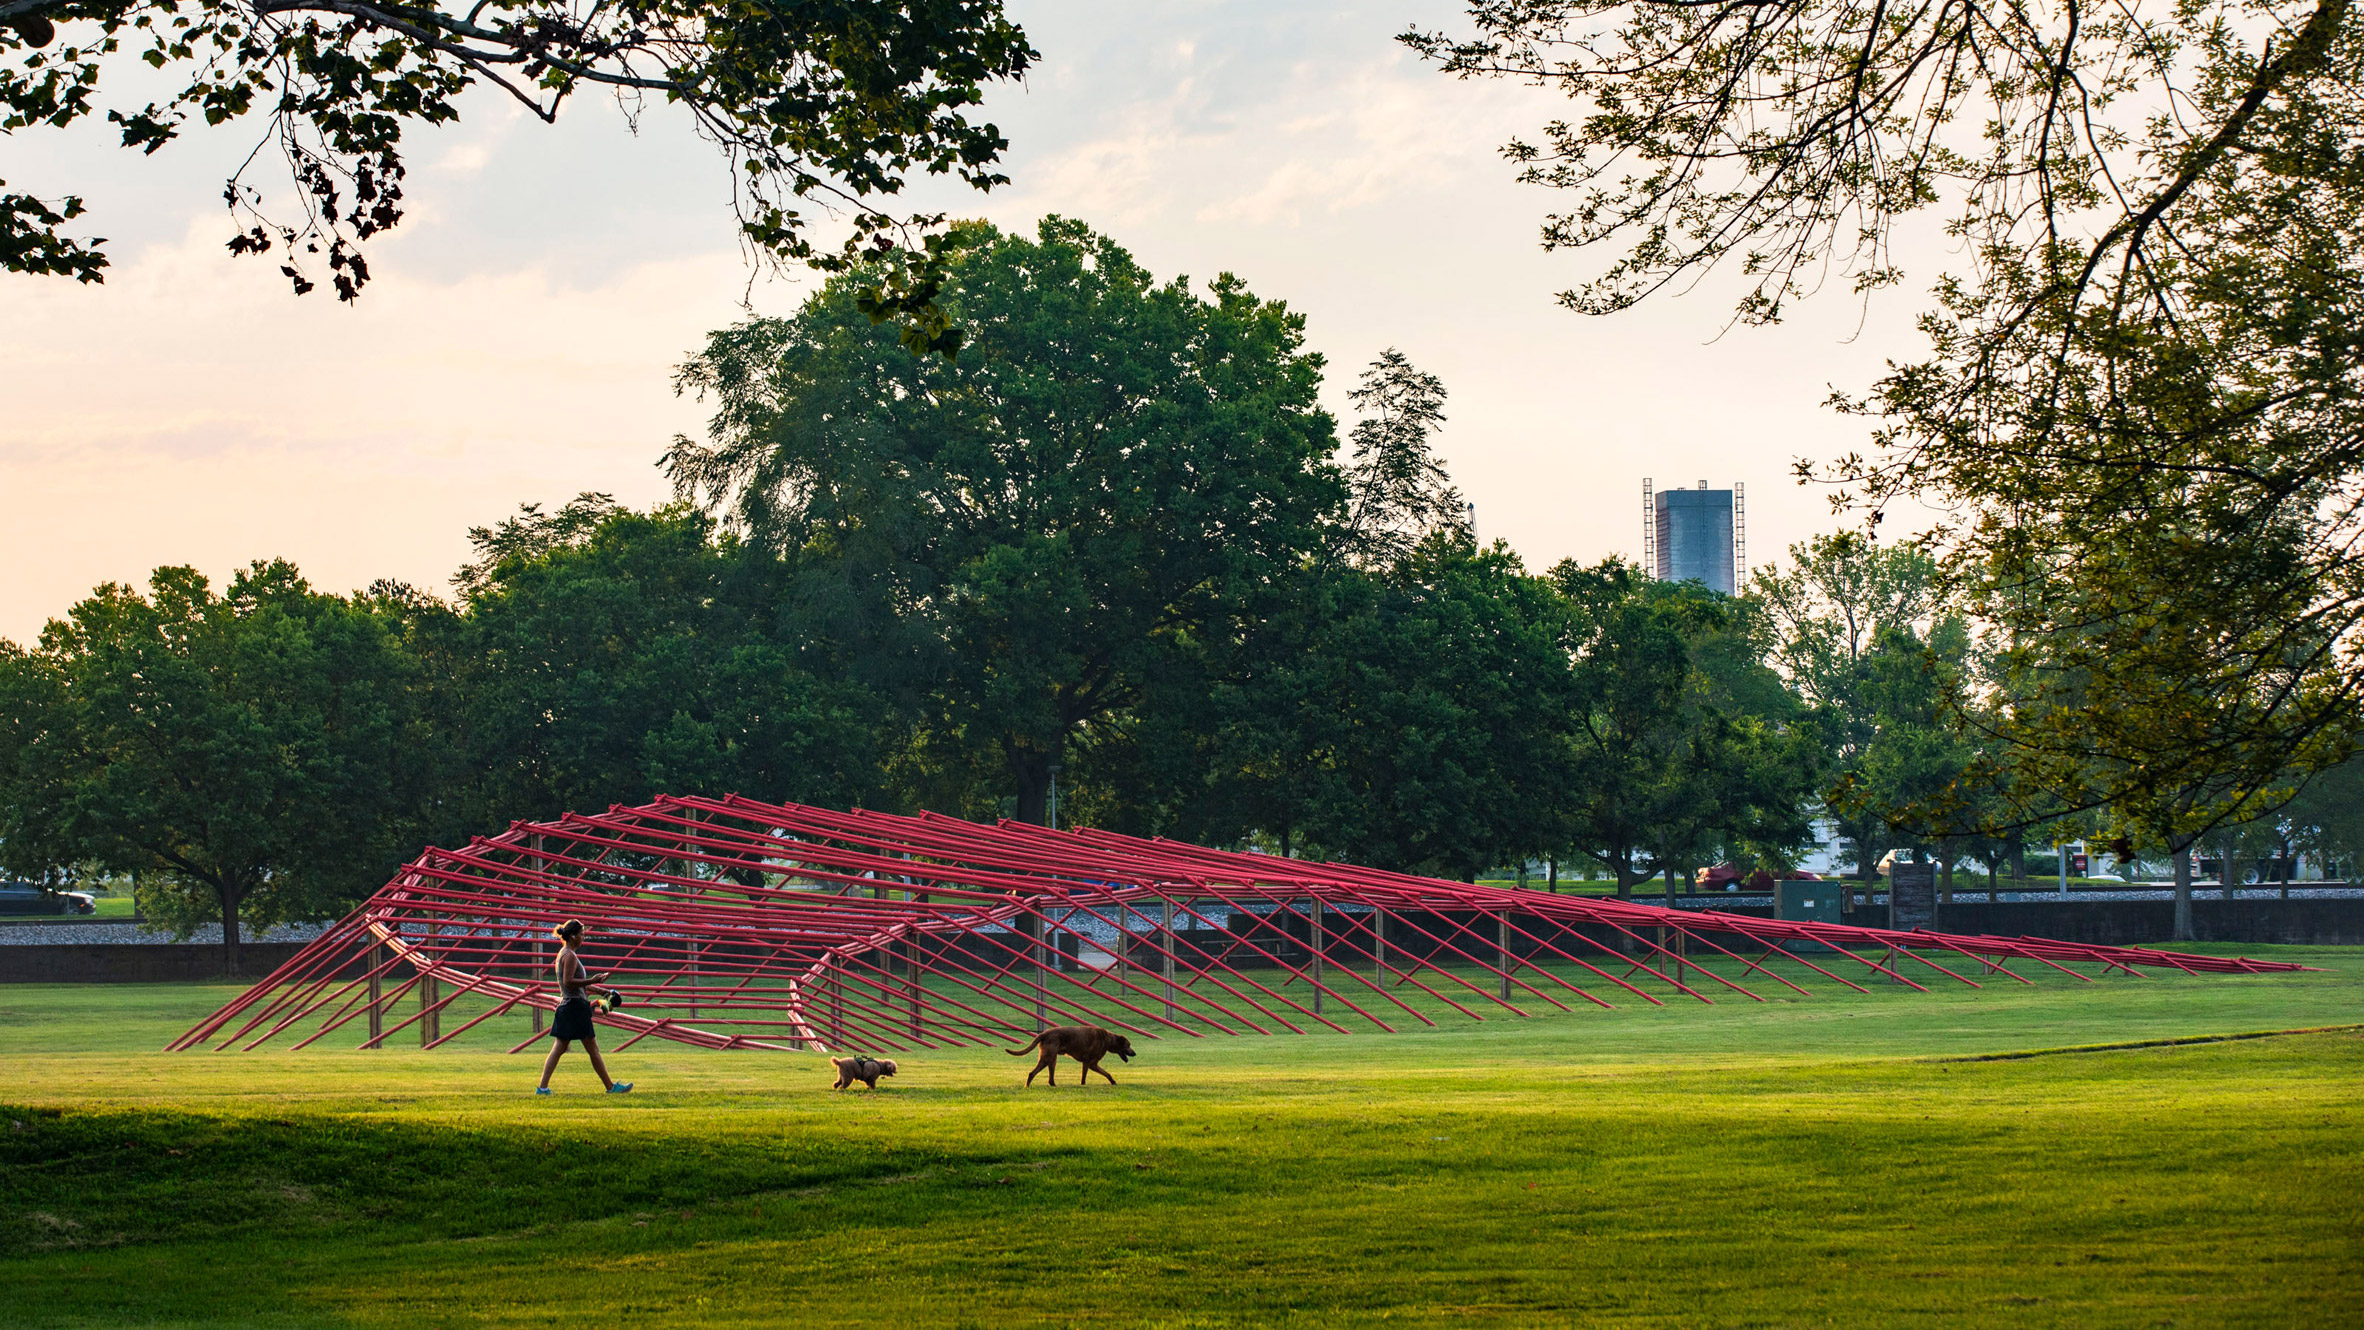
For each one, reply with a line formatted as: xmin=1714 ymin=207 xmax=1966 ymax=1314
xmin=537 ymin=918 xmax=632 ymax=1095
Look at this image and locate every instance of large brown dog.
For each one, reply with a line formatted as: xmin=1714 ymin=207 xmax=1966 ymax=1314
xmin=1005 ymin=1025 xmax=1136 ymax=1087
xmin=830 ymin=1056 xmax=898 ymax=1090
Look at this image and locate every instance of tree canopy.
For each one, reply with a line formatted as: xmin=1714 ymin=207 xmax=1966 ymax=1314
xmin=0 ymin=562 xmax=414 ymax=971
xmin=666 ymin=216 xmax=1343 ymax=824
xmin=1411 ymin=0 xmax=2364 ymax=820
xmin=451 ymin=496 xmax=892 ymax=825
xmin=1554 ymin=559 xmax=1816 ymax=895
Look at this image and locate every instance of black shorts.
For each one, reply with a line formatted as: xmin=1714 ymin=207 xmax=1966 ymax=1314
xmin=552 ymin=994 xmax=596 ymax=1042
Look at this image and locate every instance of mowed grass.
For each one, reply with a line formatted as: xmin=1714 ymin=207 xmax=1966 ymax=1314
xmin=2 ymin=946 xmax=2359 ymax=1328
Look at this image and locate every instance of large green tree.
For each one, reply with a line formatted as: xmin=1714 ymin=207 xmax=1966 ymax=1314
xmin=0 ymin=562 xmax=413 ymax=972
xmin=451 ymin=495 xmax=894 ymax=824
xmin=2282 ymin=756 xmax=2364 ymax=881
xmin=667 ymin=217 xmax=1342 ymax=824
xmin=1750 ymin=535 xmax=1947 ymax=882
xmin=1289 ymin=537 xmax=1579 ymax=879
xmin=1412 ymin=0 xmax=2364 ymax=819
xmin=1553 ymin=560 xmax=1813 ymax=897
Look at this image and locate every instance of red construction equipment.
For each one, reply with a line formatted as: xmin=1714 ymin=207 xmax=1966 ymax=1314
xmin=174 ymin=795 xmax=2308 ymax=1054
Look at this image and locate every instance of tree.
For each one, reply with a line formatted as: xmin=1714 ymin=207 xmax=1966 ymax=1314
xmin=3 ymin=0 xmax=1031 ymax=335
xmin=2283 ymin=756 xmax=2364 ymax=880
xmin=1290 ymin=536 xmax=1579 ymax=879
xmin=1830 ymin=620 xmax=1990 ymax=886
xmin=1553 ymin=560 xmax=1812 ymax=897
xmin=1748 ymin=535 xmax=1942 ymax=882
xmin=453 ymin=496 xmax=893 ymax=824
xmin=1410 ymin=0 xmax=2364 ymax=809
xmin=1983 ymin=549 xmax=2335 ymax=937
xmin=1682 ymin=592 xmax=1823 ymax=884
xmin=1340 ymin=349 xmax=1466 ymax=568
xmin=1752 ymin=535 xmax=1941 ymax=718
xmin=667 ymin=216 xmax=1342 ymax=824
xmin=0 ymin=563 xmax=412 ymax=972
xmin=1142 ymin=348 xmax=1488 ymax=858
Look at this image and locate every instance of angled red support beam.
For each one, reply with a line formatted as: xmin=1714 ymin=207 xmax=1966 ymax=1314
xmin=177 ymin=794 xmax=2313 ymax=1055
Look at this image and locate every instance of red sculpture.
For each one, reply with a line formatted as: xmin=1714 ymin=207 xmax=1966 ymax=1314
xmin=176 ymin=795 xmax=2304 ymax=1054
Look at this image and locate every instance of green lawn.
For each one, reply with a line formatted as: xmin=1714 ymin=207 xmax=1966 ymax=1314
xmin=3 ymin=945 xmax=2359 ymax=1327
xmin=0 ymin=893 xmax=138 ymax=925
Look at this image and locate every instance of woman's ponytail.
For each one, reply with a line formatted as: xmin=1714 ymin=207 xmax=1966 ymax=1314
xmin=553 ymin=918 xmax=583 ymax=945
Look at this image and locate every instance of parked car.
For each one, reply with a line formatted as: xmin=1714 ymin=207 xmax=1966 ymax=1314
xmin=1694 ymin=864 xmax=1821 ymax=891
xmin=0 ymin=881 xmax=96 ymax=915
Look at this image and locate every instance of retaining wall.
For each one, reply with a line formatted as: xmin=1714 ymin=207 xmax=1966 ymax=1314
xmin=1925 ymin=897 xmax=2364 ymax=947
xmin=1647 ymin=896 xmax=2364 ymax=947
xmin=0 ymin=942 xmax=313 ymax=983
xmin=7 ymin=896 xmax=2355 ymax=984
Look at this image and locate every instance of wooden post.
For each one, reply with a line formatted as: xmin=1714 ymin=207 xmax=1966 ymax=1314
xmin=365 ymin=944 xmax=384 ymax=1046
xmin=687 ymin=940 xmax=700 ymax=1020
xmin=1023 ymin=911 xmax=1047 ymax=1031
xmin=1162 ymin=899 xmax=1177 ymax=1022
xmin=419 ymin=923 xmax=440 ymax=1047
xmin=907 ymin=941 xmax=922 ymax=1041
xmin=529 ymin=835 xmax=546 ymax=1033
xmin=1372 ymin=908 xmax=1388 ymax=984
xmin=829 ymin=963 xmax=844 ymax=1049
xmin=1497 ymin=912 xmax=1512 ymax=1001
xmin=909 ymin=892 xmax=925 ymax=1040
xmin=1309 ymin=898 xmax=1325 ymax=1016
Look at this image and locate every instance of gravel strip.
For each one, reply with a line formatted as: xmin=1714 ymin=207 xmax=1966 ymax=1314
xmin=0 ymin=920 xmax=334 ymax=946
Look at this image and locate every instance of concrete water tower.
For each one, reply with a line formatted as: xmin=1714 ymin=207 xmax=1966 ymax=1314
xmin=1642 ymin=478 xmax=1745 ymax=594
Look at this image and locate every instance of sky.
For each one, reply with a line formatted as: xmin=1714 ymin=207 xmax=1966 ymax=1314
xmin=0 ymin=1 xmax=1937 ymax=643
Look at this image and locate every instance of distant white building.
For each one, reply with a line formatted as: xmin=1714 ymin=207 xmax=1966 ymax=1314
xmin=1797 ymin=819 xmax=1851 ymax=877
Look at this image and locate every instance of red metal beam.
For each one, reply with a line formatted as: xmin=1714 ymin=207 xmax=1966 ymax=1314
xmin=177 ymin=795 xmax=2316 ymax=1054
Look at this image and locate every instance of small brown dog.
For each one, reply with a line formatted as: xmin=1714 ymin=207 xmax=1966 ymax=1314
xmin=830 ymin=1056 xmax=898 ymax=1090
xmin=1005 ymin=1025 xmax=1136 ymax=1087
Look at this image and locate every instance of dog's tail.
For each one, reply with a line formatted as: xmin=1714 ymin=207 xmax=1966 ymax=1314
xmin=1004 ymin=1033 xmax=1047 ymax=1056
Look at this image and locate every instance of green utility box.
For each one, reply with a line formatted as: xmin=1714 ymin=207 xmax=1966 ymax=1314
xmin=1775 ymin=880 xmax=1844 ymax=924
xmin=1776 ymin=880 xmax=1842 ymax=951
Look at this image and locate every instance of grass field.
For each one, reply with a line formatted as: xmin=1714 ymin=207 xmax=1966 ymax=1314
xmin=0 ymin=894 xmax=138 ymax=925
xmin=3 ymin=945 xmax=2359 ymax=1327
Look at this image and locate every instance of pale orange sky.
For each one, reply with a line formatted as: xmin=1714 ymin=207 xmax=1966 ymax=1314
xmin=0 ymin=2 xmax=1934 ymax=643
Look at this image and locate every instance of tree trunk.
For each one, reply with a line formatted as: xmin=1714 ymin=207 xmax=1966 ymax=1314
xmin=219 ymin=877 xmax=245 ymax=977
xmin=2010 ymin=841 xmax=2026 ymax=892
xmin=1663 ymin=865 xmax=1679 ymax=910
xmin=2171 ymin=835 xmax=2197 ymax=941
xmin=1610 ymin=856 xmax=1641 ymax=949
xmin=1010 ymin=745 xmax=1055 ymax=826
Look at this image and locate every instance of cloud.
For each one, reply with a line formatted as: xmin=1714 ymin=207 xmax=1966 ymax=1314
xmin=997 ymin=36 xmax=1540 ymax=235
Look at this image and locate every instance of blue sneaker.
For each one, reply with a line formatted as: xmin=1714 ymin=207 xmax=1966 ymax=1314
xmin=535 ymin=1086 xmax=552 ymax=1096
xmin=607 ymin=1081 xmax=633 ymax=1094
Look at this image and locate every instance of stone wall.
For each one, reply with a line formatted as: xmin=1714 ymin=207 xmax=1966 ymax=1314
xmin=1926 ymin=898 xmax=2364 ymax=947
xmin=1676 ymin=897 xmax=2364 ymax=946
xmin=0 ymin=942 xmax=313 ymax=983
